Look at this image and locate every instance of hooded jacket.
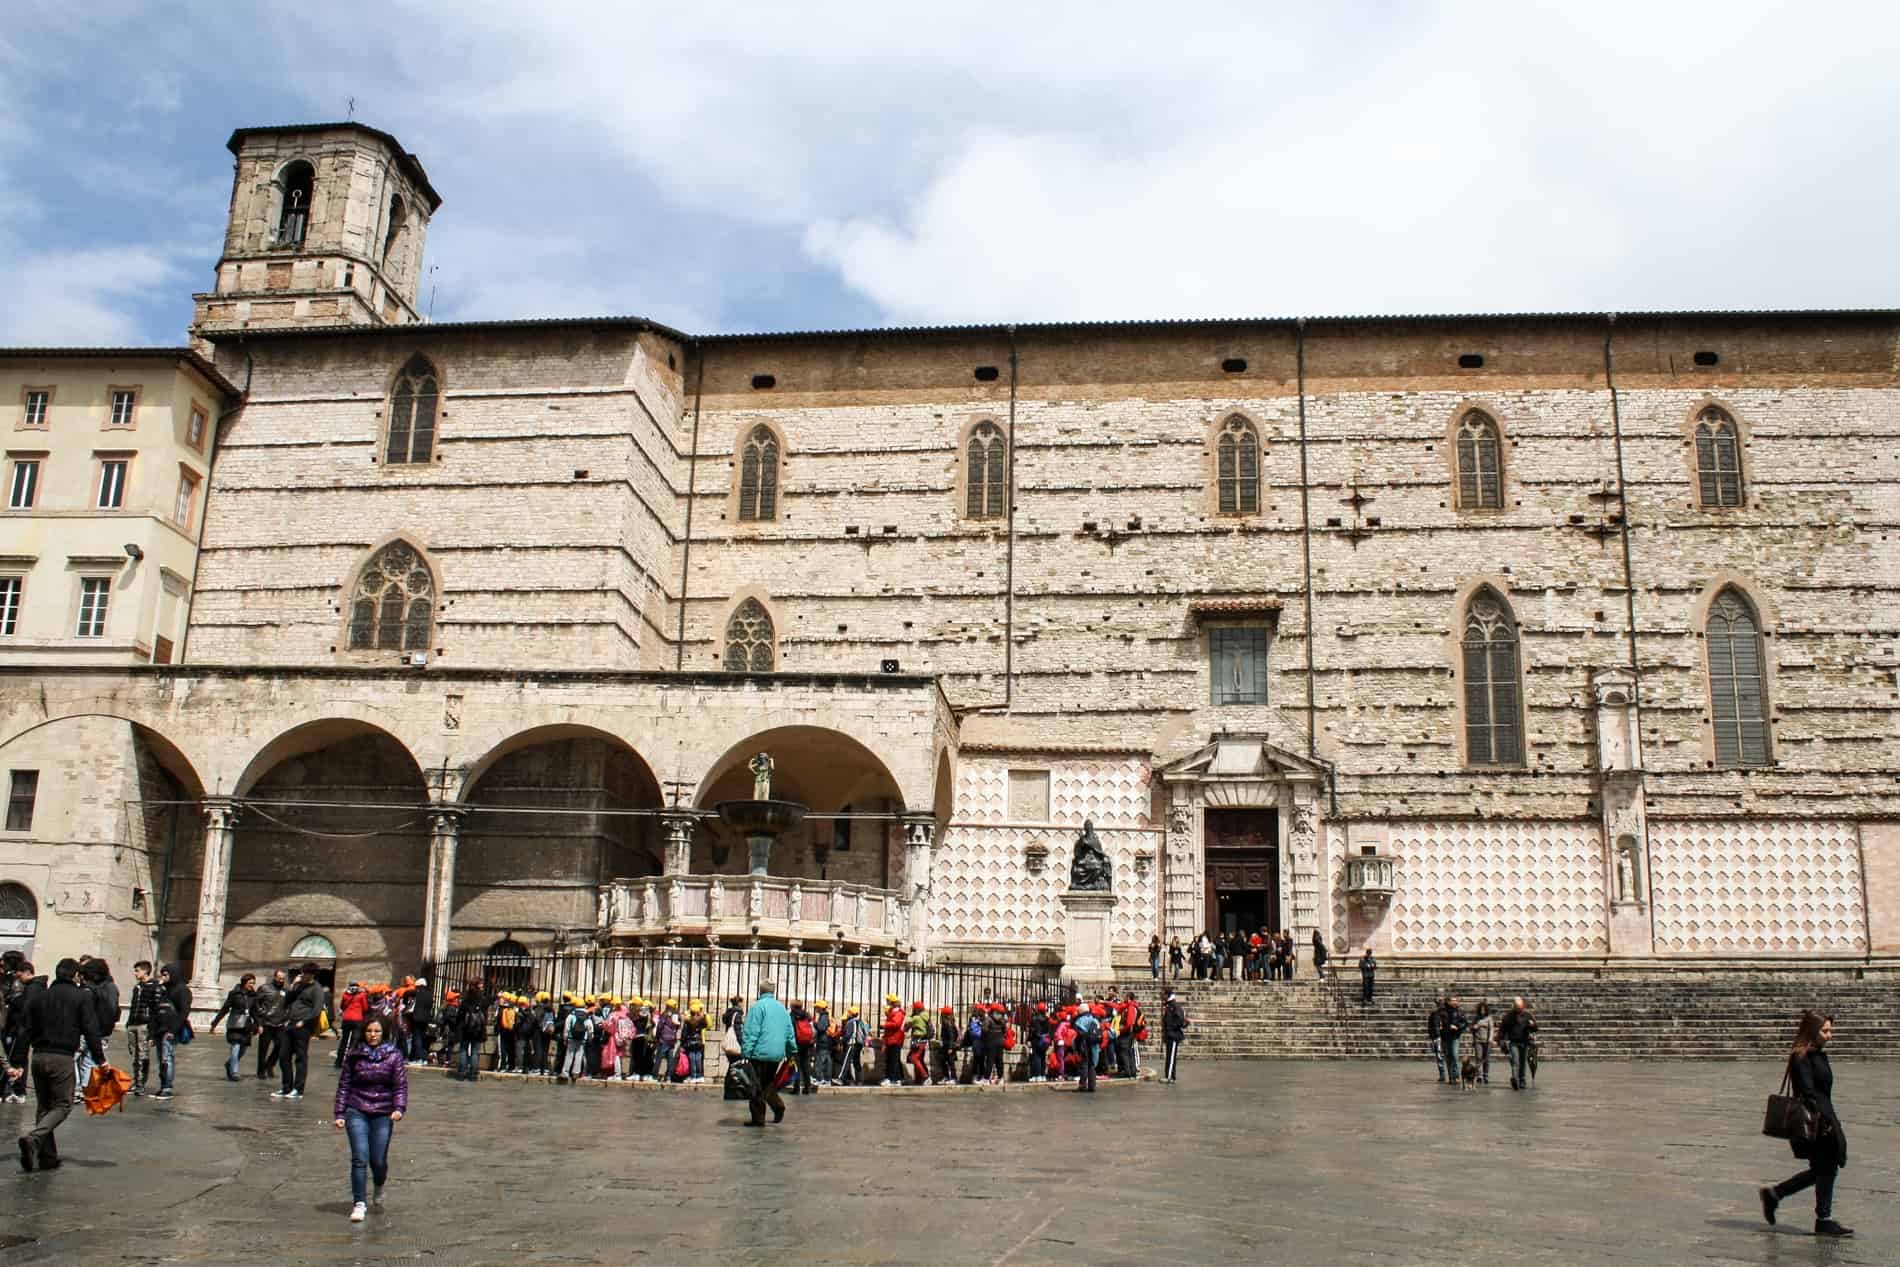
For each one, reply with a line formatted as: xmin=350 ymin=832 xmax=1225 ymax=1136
xmin=334 ymin=1040 xmax=409 ymax=1117
xmin=154 ymin=965 xmax=192 ymax=1036
xmin=20 ymin=966 xmax=105 ymax=1064
xmin=739 ymin=991 xmax=796 ymax=1062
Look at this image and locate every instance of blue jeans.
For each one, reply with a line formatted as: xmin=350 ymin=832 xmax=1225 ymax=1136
xmin=225 ymin=1039 xmax=246 ymax=1078
xmin=1510 ymin=1042 xmax=1531 ymax=1086
xmin=687 ymin=1046 xmax=704 ymax=1079
xmin=157 ymin=1033 xmax=177 ymax=1091
xmin=343 ymin=1109 xmax=392 ymax=1204
xmin=456 ymin=1037 xmax=479 ymax=1080
xmin=76 ymin=1037 xmax=109 ymax=1091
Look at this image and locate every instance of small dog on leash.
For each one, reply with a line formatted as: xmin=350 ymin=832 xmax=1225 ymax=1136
xmin=1459 ymin=1057 xmax=1480 ymax=1091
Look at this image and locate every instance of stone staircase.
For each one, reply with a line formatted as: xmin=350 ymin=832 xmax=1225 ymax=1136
xmin=1095 ymin=966 xmax=1900 ymax=1060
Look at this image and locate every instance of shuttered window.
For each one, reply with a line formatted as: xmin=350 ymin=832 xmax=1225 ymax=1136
xmin=1455 ymin=411 xmax=1503 ymax=509
xmin=1708 ymin=589 xmax=1769 ymax=766
xmin=1462 ymin=592 xmax=1523 ymax=765
xmin=385 ymin=355 xmax=439 ymax=465
xmin=1216 ymin=416 xmax=1260 ymax=514
xmin=738 ymin=426 xmax=780 ymax=522
xmin=965 ymin=422 xmax=1007 ymax=519
xmin=724 ymin=597 xmax=775 ymax=670
xmin=1694 ymin=407 xmax=1744 ymax=508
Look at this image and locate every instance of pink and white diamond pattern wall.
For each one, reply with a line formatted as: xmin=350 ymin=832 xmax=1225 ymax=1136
xmin=1386 ymin=821 xmax=1608 ymax=953
xmin=1649 ymin=820 xmax=1865 ymax=953
xmin=935 ymin=756 xmax=1159 ymax=947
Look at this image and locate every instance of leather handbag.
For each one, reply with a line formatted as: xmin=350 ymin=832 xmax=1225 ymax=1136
xmin=1763 ymin=1065 xmax=1817 ymax=1141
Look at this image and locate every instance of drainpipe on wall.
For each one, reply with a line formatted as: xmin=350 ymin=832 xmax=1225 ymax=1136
xmin=675 ymin=346 xmax=705 ymax=670
xmin=1295 ymin=320 xmax=1317 ymax=761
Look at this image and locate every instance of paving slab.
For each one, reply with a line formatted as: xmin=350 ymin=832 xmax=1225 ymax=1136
xmin=4 ymin=1046 xmax=1897 ymax=1264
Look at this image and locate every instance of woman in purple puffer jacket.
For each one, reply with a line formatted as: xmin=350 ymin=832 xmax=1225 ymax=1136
xmin=333 ymin=1017 xmax=407 ymax=1223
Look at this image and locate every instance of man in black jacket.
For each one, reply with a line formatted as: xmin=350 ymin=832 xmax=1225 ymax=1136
xmin=1161 ymin=989 xmax=1188 ymax=1084
xmin=2 ymin=959 xmax=39 ymax=1103
xmin=125 ymin=961 xmax=165 ymax=1096
xmin=152 ymin=963 xmax=191 ymax=1101
xmin=1438 ymin=996 xmax=1468 ymax=1088
xmin=271 ymin=963 xmax=327 ymax=1100
xmin=406 ymin=977 xmax=433 ymax=1064
xmin=7 ymin=958 xmax=104 ymax=1171
xmin=1359 ymin=948 xmax=1377 ymax=1003
xmin=253 ymin=969 xmax=287 ymax=1078
xmin=77 ymin=959 xmax=118 ymax=1098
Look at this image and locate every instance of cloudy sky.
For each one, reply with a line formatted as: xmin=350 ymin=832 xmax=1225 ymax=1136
xmin=3 ymin=3 xmax=1896 ymax=345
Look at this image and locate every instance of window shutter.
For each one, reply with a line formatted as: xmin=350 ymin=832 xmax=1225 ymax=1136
xmin=1217 ymin=437 xmax=1237 ymax=513
xmin=1489 ymin=640 xmax=1521 ymax=763
xmin=1236 ymin=434 xmax=1258 ymax=513
xmin=985 ymin=437 xmax=1006 ymax=518
xmin=1463 ymin=640 xmax=1493 ymax=764
xmin=387 ymin=384 xmax=413 ymax=465
xmin=757 ymin=435 xmax=779 ymax=520
xmin=1476 ymin=433 xmax=1500 ymax=508
xmin=1457 ymin=429 xmax=1478 ymax=507
xmin=1713 ymin=426 xmax=1741 ymax=507
xmin=739 ymin=445 xmax=761 ymax=521
xmin=966 ymin=436 xmax=985 ymax=518
xmin=410 ymin=379 xmax=437 ymax=463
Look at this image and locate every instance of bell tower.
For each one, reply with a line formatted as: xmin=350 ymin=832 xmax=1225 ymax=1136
xmin=191 ymin=123 xmax=442 ymax=347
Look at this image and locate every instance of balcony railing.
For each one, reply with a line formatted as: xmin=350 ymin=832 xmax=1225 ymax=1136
xmin=599 ymin=874 xmax=911 ymax=954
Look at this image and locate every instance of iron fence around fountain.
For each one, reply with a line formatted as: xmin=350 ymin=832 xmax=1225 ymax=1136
xmin=427 ymin=946 xmax=1076 ymax=1017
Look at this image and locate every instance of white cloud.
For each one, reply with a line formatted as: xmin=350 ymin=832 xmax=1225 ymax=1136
xmin=0 ymin=245 xmax=187 ymax=345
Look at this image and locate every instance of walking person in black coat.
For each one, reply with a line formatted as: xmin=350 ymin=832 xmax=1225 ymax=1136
xmin=1359 ymin=948 xmax=1377 ymax=1003
xmin=1161 ymin=989 xmax=1188 ymax=1084
xmin=1760 ymin=1011 xmax=1853 ymax=1237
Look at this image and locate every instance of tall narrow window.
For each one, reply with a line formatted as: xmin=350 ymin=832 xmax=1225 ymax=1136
xmin=76 ymin=577 xmax=110 ymax=637
xmin=1210 ymin=627 xmax=1269 ymax=705
xmin=277 ymin=161 xmax=313 ymax=246
xmin=1216 ymin=416 xmax=1260 ymax=514
xmin=187 ymin=405 xmax=207 ymax=452
xmin=8 ymin=459 xmax=38 ymax=509
xmin=723 ymin=597 xmax=775 ymax=671
xmin=173 ymin=471 xmax=200 ymax=529
xmin=108 ymin=389 xmax=138 ymax=428
xmin=5 ymin=771 xmax=36 ymax=831
xmin=0 ymin=577 xmax=19 ymax=635
xmin=737 ymin=426 xmax=780 ymax=522
xmin=1462 ymin=591 xmax=1523 ymax=765
xmin=965 ymin=421 xmax=1007 ymax=519
xmin=1708 ymin=588 xmax=1769 ymax=766
xmin=20 ymin=390 xmax=48 ymax=429
xmin=1455 ymin=411 xmax=1503 ymax=509
xmin=383 ymin=195 xmax=406 ymax=264
xmin=385 ymin=355 xmax=438 ymax=465
xmin=346 ymin=540 xmax=435 ymax=652
xmin=96 ymin=459 xmax=128 ymax=509
xmin=1694 ymin=406 xmax=1745 ymax=508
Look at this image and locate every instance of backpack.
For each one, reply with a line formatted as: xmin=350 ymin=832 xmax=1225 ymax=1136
xmin=567 ymin=1010 xmax=592 ymax=1043
xmin=541 ymin=1009 xmax=556 ymax=1036
xmin=794 ymin=1016 xmax=815 ymax=1045
xmin=460 ymin=1005 xmax=485 ymax=1040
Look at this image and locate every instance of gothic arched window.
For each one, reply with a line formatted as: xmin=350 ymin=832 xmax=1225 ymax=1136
xmin=347 ymin=540 xmax=435 ymax=652
xmin=385 ymin=355 xmax=438 ymax=465
xmin=1707 ymin=588 xmax=1769 ymax=766
xmin=1694 ymin=406 xmax=1745 ymax=508
xmin=1455 ymin=410 xmax=1503 ymax=509
xmin=1461 ymin=590 xmax=1523 ymax=765
xmin=965 ymin=421 xmax=1007 ymax=519
xmin=737 ymin=425 xmax=780 ymax=522
xmin=277 ymin=161 xmax=314 ymax=247
xmin=723 ymin=598 xmax=775 ymax=671
xmin=1215 ymin=415 xmax=1260 ymax=514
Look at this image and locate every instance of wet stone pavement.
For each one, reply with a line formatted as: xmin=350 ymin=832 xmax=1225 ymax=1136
xmin=5 ymin=1048 xmax=1899 ymax=1266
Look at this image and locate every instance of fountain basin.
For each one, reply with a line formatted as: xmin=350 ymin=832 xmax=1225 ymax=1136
xmin=715 ymin=799 xmax=808 ymax=835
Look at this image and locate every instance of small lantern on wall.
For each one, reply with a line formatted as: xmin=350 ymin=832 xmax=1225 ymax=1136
xmin=1133 ymin=849 xmax=1154 ymax=878
xmin=1024 ymin=840 xmax=1049 ymax=874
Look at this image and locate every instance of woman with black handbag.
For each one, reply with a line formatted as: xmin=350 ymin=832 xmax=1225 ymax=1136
xmin=1760 ymin=1010 xmax=1853 ymax=1237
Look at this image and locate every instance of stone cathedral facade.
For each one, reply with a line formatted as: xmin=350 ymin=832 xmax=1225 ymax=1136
xmin=3 ymin=121 xmax=1897 ymax=999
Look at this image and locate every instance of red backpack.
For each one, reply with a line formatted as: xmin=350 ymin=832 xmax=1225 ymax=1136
xmin=794 ymin=1016 xmax=815 ymax=1045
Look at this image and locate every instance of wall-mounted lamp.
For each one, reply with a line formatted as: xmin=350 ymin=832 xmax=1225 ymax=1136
xmin=123 ymin=543 xmax=143 ymax=561
xmin=131 ymin=886 xmax=147 ymax=910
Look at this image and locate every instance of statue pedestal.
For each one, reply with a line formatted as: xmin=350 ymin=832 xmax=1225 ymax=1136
xmin=1059 ymin=889 xmax=1118 ymax=980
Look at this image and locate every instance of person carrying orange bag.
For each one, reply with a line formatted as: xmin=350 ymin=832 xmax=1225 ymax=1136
xmin=82 ymin=1063 xmax=133 ymax=1115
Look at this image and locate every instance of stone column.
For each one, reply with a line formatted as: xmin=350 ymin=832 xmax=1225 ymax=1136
xmin=901 ymin=813 xmax=935 ymax=963
xmin=1163 ymin=799 xmax=1199 ymax=941
xmin=420 ymin=805 xmax=466 ymax=971
xmin=187 ymin=798 xmax=241 ymax=1000
xmin=661 ymin=811 xmax=696 ymax=875
xmin=1288 ymin=786 xmax=1321 ymax=942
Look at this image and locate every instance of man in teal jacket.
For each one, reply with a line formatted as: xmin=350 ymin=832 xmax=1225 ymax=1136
xmin=739 ymin=980 xmax=796 ymax=1127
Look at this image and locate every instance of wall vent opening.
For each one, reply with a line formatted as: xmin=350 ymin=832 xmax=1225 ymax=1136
xmin=1221 ymin=357 xmax=1248 ymax=373
xmin=974 ymin=365 xmax=1000 ymax=381
xmin=750 ymin=373 xmax=776 ymax=390
xmin=1457 ymin=353 xmax=1485 ymax=369
xmin=1692 ymin=350 xmax=1719 ymax=366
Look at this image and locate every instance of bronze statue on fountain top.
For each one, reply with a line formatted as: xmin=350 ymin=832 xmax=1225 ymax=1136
xmin=1068 ymin=818 xmax=1113 ymax=891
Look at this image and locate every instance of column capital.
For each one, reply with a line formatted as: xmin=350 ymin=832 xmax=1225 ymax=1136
xmin=427 ymin=803 xmax=468 ymax=830
xmin=900 ymin=812 xmax=937 ymax=848
xmin=202 ymin=797 xmax=241 ymax=830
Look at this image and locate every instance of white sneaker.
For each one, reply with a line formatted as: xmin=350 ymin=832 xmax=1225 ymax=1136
xmin=350 ymin=1202 xmax=367 ymax=1223
xmin=286 ymin=1090 xmax=302 ymax=1100
xmin=269 ymin=1089 xmax=289 ymax=1099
